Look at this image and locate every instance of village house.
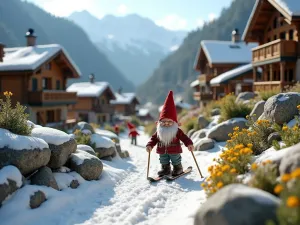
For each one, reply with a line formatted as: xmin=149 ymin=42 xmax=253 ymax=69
xmin=136 ymin=108 xmax=154 ymax=123
xmin=66 ymin=74 xmax=116 ymax=125
xmin=192 ymin=29 xmax=258 ymax=107
xmin=0 ymin=29 xmax=81 ymax=129
xmin=110 ymin=89 xmax=140 ymax=117
xmin=243 ymin=0 xmax=300 ymax=92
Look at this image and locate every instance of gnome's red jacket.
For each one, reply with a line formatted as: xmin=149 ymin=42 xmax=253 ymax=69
xmin=146 ymin=128 xmax=193 ymax=154
xmin=129 ymin=130 xmax=139 ymax=137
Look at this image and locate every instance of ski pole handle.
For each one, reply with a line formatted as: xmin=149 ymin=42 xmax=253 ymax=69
xmin=191 ymin=150 xmax=204 ymax=178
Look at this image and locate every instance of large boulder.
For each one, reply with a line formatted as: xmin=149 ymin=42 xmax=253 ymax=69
xmin=279 ymin=142 xmax=300 ymax=174
xmin=91 ymin=133 xmax=117 ymax=159
xmin=68 ymin=150 xmax=103 ymax=181
xmin=194 ymin=138 xmax=215 ymax=151
xmin=250 ymin=100 xmax=265 ymax=119
xmin=30 ymin=190 xmax=47 ymax=209
xmin=0 ymin=165 xmax=23 ymax=206
xmin=30 ymin=166 xmax=59 ymax=190
xmin=198 ymin=116 xmax=209 ymax=129
xmin=235 ymin=92 xmax=256 ymax=103
xmin=207 ymin=118 xmax=247 ymax=142
xmin=77 ymin=145 xmax=96 ymax=156
xmin=72 ymin=121 xmax=95 ymax=134
xmin=31 ymin=127 xmax=77 ymax=169
xmin=194 ymin=184 xmax=280 ymax=225
xmin=187 ymin=129 xmax=196 ymax=138
xmin=0 ymin=128 xmax=50 ymax=175
xmin=260 ymin=92 xmax=300 ymax=125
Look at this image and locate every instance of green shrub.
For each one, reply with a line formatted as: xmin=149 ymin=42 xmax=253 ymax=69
xmin=0 ymin=91 xmax=32 ymax=136
xmin=219 ymin=93 xmax=252 ymax=123
xmin=259 ymin=88 xmax=280 ymax=101
xmin=181 ymin=116 xmax=199 ymax=133
xmin=73 ymin=129 xmax=95 ymax=149
xmin=131 ymin=116 xmax=142 ymax=127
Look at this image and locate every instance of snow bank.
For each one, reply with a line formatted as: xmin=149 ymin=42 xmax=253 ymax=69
xmin=31 ymin=127 xmax=72 ymax=145
xmin=0 ymin=165 xmax=22 ymax=187
xmin=26 ymin=120 xmax=42 ymax=129
xmin=254 ymin=146 xmax=288 ymax=164
xmin=53 ymin=173 xmax=77 ymax=190
xmin=90 ymin=134 xmax=115 ymax=148
xmin=70 ymin=150 xmax=98 ymax=165
xmin=95 ymin=129 xmax=118 ymax=139
xmin=77 ymin=145 xmax=94 ymax=152
xmin=0 ymin=128 xmax=48 ymax=150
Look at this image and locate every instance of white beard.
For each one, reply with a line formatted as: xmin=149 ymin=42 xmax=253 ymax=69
xmin=157 ymin=122 xmax=178 ymax=146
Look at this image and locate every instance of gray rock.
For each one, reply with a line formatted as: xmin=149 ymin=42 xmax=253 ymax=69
xmin=187 ymin=129 xmax=196 ymax=138
xmin=194 ymin=184 xmax=280 ymax=225
xmin=195 ymin=138 xmax=215 ymax=151
xmin=47 ymin=139 xmax=77 ymax=169
xmin=207 ymin=118 xmax=248 ymax=142
xmin=236 ymin=92 xmax=256 ymax=103
xmin=69 ymin=150 xmax=103 ymax=181
xmin=30 ymin=190 xmax=46 ymax=209
xmin=101 ymin=156 xmax=113 ymax=161
xmin=260 ymin=92 xmax=300 ymax=125
xmin=72 ymin=121 xmax=95 ymax=134
xmin=30 ymin=166 xmax=59 ymax=190
xmin=94 ymin=146 xmax=116 ymax=159
xmin=115 ymin=143 xmax=122 ymax=154
xmin=279 ymin=142 xmax=300 ymax=174
xmin=77 ymin=145 xmax=96 ymax=156
xmin=211 ymin=108 xmax=221 ymax=116
xmin=250 ymin=100 xmax=265 ymax=119
xmin=191 ymin=129 xmax=207 ymax=140
xmin=268 ymin=132 xmax=282 ymax=146
xmin=198 ymin=116 xmax=209 ymax=129
xmin=70 ymin=180 xmax=80 ymax=189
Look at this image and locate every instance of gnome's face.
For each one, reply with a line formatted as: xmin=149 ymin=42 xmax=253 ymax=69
xmin=157 ymin=118 xmax=178 ymax=146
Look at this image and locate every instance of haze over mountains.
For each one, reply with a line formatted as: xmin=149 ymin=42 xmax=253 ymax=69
xmin=68 ymin=11 xmax=187 ymax=85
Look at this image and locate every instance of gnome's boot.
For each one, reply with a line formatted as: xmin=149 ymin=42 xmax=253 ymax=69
xmin=172 ymin=163 xmax=183 ymax=176
xmin=157 ymin=163 xmax=171 ymax=176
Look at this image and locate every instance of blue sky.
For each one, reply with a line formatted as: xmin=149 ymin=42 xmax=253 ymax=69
xmin=25 ymin=0 xmax=233 ymax=30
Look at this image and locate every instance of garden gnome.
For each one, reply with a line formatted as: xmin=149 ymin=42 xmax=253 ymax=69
xmin=114 ymin=124 xmax=120 ymax=136
xmin=146 ymin=90 xmax=194 ymax=176
xmin=127 ymin=122 xmax=139 ymax=145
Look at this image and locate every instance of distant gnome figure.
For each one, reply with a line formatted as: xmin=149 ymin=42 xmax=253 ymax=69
xmin=127 ymin=122 xmax=139 ymax=146
xmin=114 ymin=124 xmax=120 ymax=136
xmin=146 ymin=90 xmax=194 ymax=176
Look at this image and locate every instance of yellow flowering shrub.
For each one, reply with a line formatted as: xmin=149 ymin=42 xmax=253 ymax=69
xmin=202 ymin=143 xmax=254 ymax=196
xmin=0 ymin=91 xmax=32 ymax=135
xmin=73 ymin=129 xmax=96 ymax=149
xmin=248 ymin=160 xmax=278 ymax=195
xmin=226 ymin=116 xmax=273 ymax=155
xmin=270 ymin=168 xmax=300 ymax=225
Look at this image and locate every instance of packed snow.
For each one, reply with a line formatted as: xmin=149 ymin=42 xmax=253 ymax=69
xmin=90 ymin=133 xmax=115 ymax=148
xmin=77 ymin=144 xmax=95 ymax=152
xmin=31 ymin=127 xmax=72 ymax=145
xmin=53 ymin=172 xmax=79 ymax=190
xmin=0 ymin=128 xmax=48 ymax=150
xmin=67 ymin=82 xmax=112 ymax=97
xmin=0 ymin=165 xmax=23 ymax=187
xmin=95 ymin=129 xmax=119 ymax=139
xmin=110 ymin=93 xmax=137 ymax=104
xmin=70 ymin=150 xmax=98 ymax=165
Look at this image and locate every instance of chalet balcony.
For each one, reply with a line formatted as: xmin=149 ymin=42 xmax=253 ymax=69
xmin=28 ymin=90 xmax=77 ymax=106
xmin=92 ymin=104 xmax=115 ymax=114
xmin=253 ymin=81 xmax=295 ymax=92
xmin=199 ymin=74 xmax=215 ymax=83
xmin=193 ymin=92 xmax=213 ymax=101
xmin=252 ymin=39 xmax=298 ymax=65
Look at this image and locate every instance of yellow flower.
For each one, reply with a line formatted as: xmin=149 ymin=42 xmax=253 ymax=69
xmin=9 ymin=91 xmax=13 ymax=96
xmin=222 ymin=165 xmax=230 ymax=172
xmin=233 ymin=126 xmax=239 ymax=131
xmin=230 ymin=168 xmax=237 ymax=173
xmin=201 ymin=183 xmax=206 ymax=187
xmin=293 ymin=126 xmax=298 ymax=131
xmin=282 ymin=126 xmax=288 ymax=131
xmin=3 ymin=91 xmax=8 ymax=96
xmin=297 ymin=105 xmax=300 ymax=110
xmin=274 ymin=184 xmax=284 ymax=194
xmin=217 ymin=181 xmax=224 ymax=188
xmin=281 ymin=174 xmax=292 ymax=182
xmin=216 ymin=172 xmax=222 ymax=177
xmin=291 ymin=168 xmax=300 ymax=178
xmin=247 ymin=143 xmax=253 ymax=148
xmin=230 ymin=157 xmax=237 ymax=162
xmin=286 ymin=196 xmax=300 ymax=208
xmin=246 ymin=115 xmax=249 ymax=119
xmin=251 ymin=163 xmax=258 ymax=170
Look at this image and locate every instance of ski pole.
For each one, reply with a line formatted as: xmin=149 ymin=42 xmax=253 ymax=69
xmin=147 ymin=150 xmax=151 ymax=179
xmin=191 ymin=150 xmax=204 ymax=178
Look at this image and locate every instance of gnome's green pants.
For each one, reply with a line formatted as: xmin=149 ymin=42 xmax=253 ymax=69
xmin=159 ymin=153 xmax=181 ymax=165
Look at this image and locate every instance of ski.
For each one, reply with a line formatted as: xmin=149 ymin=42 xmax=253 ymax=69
xmin=147 ymin=175 xmax=165 ymax=182
xmin=164 ymin=166 xmax=192 ymax=181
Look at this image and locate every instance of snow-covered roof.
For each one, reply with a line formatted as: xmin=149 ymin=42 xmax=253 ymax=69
xmin=190 ymin=79 xmax=200 ymax=88
xmin=110 ymin=92 xmax=138 ymax=105
xmin=273 ymin=0 xmax=300 ymax=17
xmin=0 ymin=44 xmax=81 ymax=76
xmin=201 ymin=40 xmax=258 ymax=64
xmin=67 ymin=82 xmax=113 ymax=97
xmin=138 ymin=108 xmax=150 ymax=117
xmin=210 ymin=63 xmax=262 ymax=85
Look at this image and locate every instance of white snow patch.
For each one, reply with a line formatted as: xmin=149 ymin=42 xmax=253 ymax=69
xmin=31 ymin=127 xmax=71 ymax=145
xmin=0 ymin=128 xmax=48 ymax=150
xmin=27 ymin=120 xmax=42 ymax=129
xmin=110 ymin=92 xmax=137 ymax=104
xmin=53 ymin=172 xmax=78 ymax=190
xmin=0 ymin=165 xmax=22 ymax=187
xmin=90 ymin=133 xmax=115 ymax=148
xmin=70 ymin=150 xmax=98 ymax=166
xmin=95 ymin=129 xmax=119 ymax=139
xmin=56 ymin=166 xmax=71 ymax=173
xmin=190 ymin=79 xmax=200 ymax=88
xmin=77 ymin=144 xmax=95 ymax=152
xmin=170 ymin=45 xmax=179 ymax=52
xmin=278 ymin=95 xmax=289 ymax=101
xmin=67 ymin=82 xmax=113 ymax=97
xmin=254 ymin=146 xmax=288 ymax=164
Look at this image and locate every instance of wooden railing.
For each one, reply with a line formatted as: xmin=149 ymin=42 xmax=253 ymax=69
xmin=253 ymin=81 xmax=295 ymax=92
xmin=252 ymin=39 xmax=298 ymax=63
xmin=198 ymin=74 xmax=215 ymax=83
xmin=93 ymin=104 xmax=115 ymax=114
xmin=193 ymin=92 xmax=213 ymax=101
xmin=28 ymin=90 xmax=77 ymax=105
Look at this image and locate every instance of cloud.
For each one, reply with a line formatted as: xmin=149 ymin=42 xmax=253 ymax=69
xmin=196 ymin=18 xmax=205 ymax=28
xmin=155 ymin=14 xmax=187 ymax=31
xmin=208 ymin=13 xmax=217 ymax=22
xmin=117 ymin=4 xmax=128 ymax=15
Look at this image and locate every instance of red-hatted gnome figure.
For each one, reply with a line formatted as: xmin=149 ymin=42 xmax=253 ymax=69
xmin=146 ymin=91 xmax=194 ymax=176
xmin=127 ymin=122 xmax=139 ymax=145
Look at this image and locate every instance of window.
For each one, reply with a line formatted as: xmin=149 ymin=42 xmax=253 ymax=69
xmin=46 ymin=110 xmax=55 ymax=123
xmin=273 ymin=18 xmax=277 ymax=29
xmin=42 ymin=78 xmax=52 ymax=90
xmin=289 ymin=69 xmax=294 ymax=81
xmin=56 ymin=80 xmax=61 ymax=90
xmin=280 ymin=32 xmax=286 ymax=40
xmin=32 ymin=78 xmax=38 ymax=91
xmin=289 ymin=30 xmax=294 ymax=40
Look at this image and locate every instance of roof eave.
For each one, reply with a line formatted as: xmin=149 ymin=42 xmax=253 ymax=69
xmin=242 ymin=0 xmax=260 ymax=41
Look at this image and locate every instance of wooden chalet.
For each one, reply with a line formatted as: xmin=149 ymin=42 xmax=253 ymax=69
xmin=192 ymin=29 xmax=258 ymax=107
xmin=110 ymin=89 xmax=140 ymax=116
xmin=0 ymin=29 xmax=80 ymax=129
xmin=137 ymin=108 xmax=154 ymax=123
xmin=67 ymin=74 xmax=116 ymax=124
xmin=158 ymin=100 xmax=191 ymax=115
xmin=243 ymin=0 xmax=300 ymax=92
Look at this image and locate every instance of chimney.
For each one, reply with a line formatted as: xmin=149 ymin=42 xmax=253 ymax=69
xmin=232 ymin=28 xmax=240 ymax=43
xmin=0 ymin=43 xmax=5 ymax=62
xmin=25 ymin=28 xmax=37 ymax=46
xmin=89 ymin=73 xmax=95 ymax=83
xmin=118 ymin=87 xmax=122 ymax=94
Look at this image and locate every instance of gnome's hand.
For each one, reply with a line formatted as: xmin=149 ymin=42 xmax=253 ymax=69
xmin=188 ymin=145 xmax=194 ymax=151
xmin=146 ymin=146 xmax=152 ymax=152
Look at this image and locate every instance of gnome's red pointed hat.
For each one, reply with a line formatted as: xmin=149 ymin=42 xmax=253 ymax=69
xmin=127 ymin=122 xmax=135 ymax=129
xmin=159 ymin=90 xmax=178 ymax=123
